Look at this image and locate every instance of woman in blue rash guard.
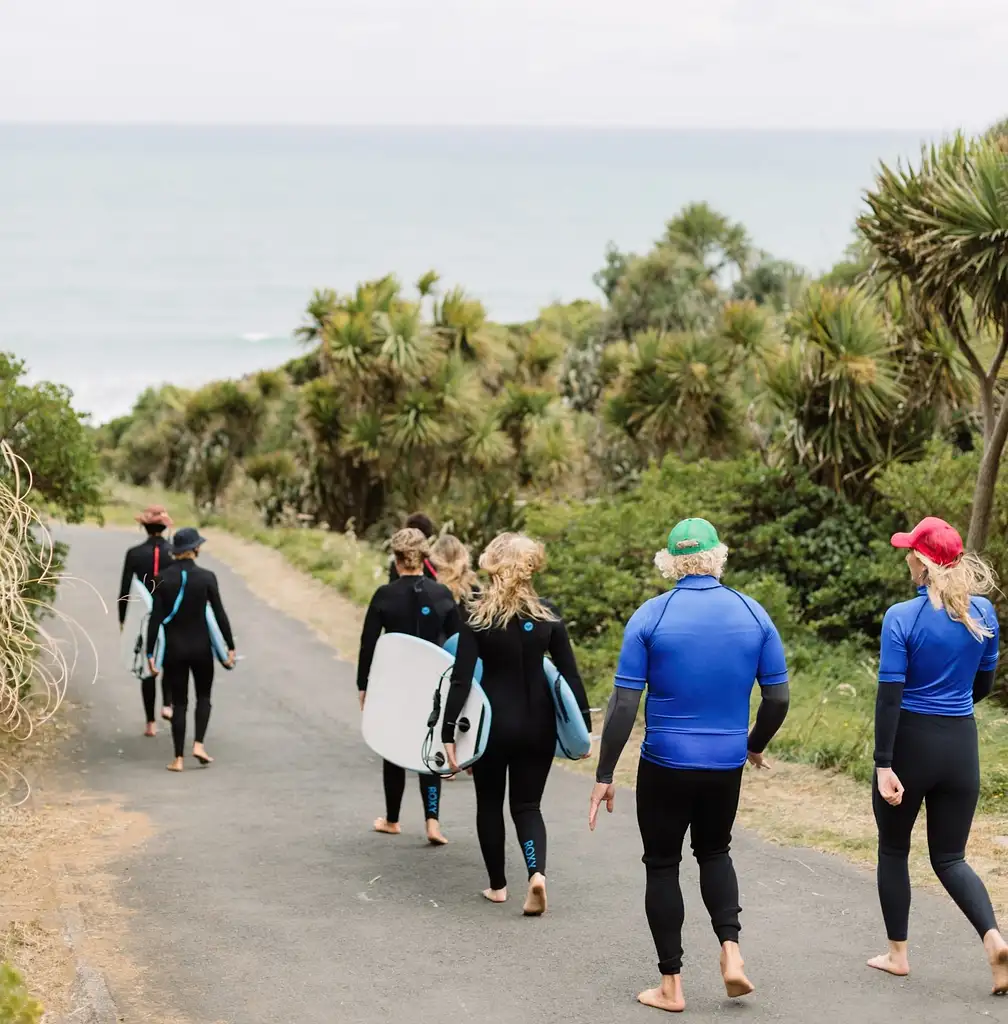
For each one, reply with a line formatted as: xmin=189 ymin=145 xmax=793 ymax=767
xmin=869 ymin=516 xmax=1008 ymax=995
xmin=588 ymin=518 xmax=790 ymax=1014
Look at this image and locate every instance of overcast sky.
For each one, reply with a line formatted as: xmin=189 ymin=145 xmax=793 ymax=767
xmin=2 ymin=0 xmax=1004 ymax=129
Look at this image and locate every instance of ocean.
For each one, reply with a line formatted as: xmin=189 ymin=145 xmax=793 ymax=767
xmin=0 ymin=125 xmax=931 ymax=423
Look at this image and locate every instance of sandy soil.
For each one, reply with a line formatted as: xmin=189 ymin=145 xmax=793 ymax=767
xmin=201 ymin=526 xmax=1008 ymax=920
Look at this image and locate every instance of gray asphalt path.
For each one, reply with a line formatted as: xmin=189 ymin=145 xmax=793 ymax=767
xmin=50 ymin=525 xmax=1003 ymax=1023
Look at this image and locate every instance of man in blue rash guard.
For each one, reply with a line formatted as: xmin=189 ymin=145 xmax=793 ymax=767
xmin=589 ymin=518 xmax=790 ymax=1014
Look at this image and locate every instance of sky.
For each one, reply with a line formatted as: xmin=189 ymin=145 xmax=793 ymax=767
xmin=1 ymin=0 xmax=1005 ymax=130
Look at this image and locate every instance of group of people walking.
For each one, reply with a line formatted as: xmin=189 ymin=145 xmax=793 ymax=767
xmin=118 ymin=506 xmax=236 ymax=772
xmin=358 ymin=510 xmax=1008 ymax=1008
xmin=118 ymin=501 xmax=1007 ymax=1006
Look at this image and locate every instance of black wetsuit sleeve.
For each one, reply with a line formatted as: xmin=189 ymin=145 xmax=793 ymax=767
xmin=873 ymin=681 xmax=905 ymax=769
xmin=207 ymin=573 xmax=235 ymax=650
xmin=442 ymin=624 xmax=479 ymax=743
xmin=973 ymin=667 xmax=996 ymax=705
xmin=747 ymin=682 xmax=790 ymax=754
xmin=117 ymin=551 xmax=134 ymax=625
xmin=595 ymin=686 xmax=642 ymax=784
xmin=146 ymin=579 xmax=168 ymax=659
xmin=548 ymin=619 xmax=591 ymax=732
xmin=356 ymin=591 xmax=385 ymax=692
xmin=443 ymin=601 xmax=462 ymax=642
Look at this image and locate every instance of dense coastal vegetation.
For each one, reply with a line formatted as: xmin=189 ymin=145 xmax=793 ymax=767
xmin=86 ymin=126 xmax=1008 ymax=808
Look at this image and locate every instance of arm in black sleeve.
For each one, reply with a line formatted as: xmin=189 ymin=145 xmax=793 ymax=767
xmin=442 ymin=601 xmax=462 ymax=642
xmin=442 ymin=624 xmax=479 ymax=743
xmin=207 ymin=573 xmax=235 ymax=650
xmin=873 ymin=681 xmax=905 ymax=769
xmin=548 ymin=618 xmax=592 ymax=732
xmin=595 ymin=685 xmax=642 ymax=784
xmin=117 ymin=552 xmax=134 ymax=625
xmin=356 ymin=592 xmax=385 ymax=693
xmin=747 ymin=682 xmax=790 ymax=754
xmin=973 ymin=667 xmax=996 ymax=705
xmin=146 ymin=581 xmax=167 ymax=659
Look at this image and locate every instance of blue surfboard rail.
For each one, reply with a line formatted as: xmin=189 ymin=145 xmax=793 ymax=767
xmin=442 ymin=633 xmax=590 ymax=760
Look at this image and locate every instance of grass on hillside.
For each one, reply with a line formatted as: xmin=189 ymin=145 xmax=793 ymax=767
xmin=100 ymin=481 xmax=1008 ymax=815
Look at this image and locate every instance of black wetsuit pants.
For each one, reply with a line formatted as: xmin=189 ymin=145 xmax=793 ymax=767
xmin=383 ymin=762 xmax=441 ymax=823
xmin=163 ymin=657 xmax=214 ymax=758
xmin=141 ymin=674 xmax=172 ymax=723
xmin=471 ymin=743 xmax=554 ymax=891
xmin=636 ymin=757 xmax=744 ymax=976
xmin=873 ymin=710 xmax=999 ymax=941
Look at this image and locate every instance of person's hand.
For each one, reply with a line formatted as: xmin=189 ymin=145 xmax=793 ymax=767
xmin=358 ymin=690 xmax=366 ymax=712
xmin=444 ymin=743 xmax=459 ymax=774
xmin=876 ymin=767 xmax=904 ymax=806
xmin=147 ymin=657 xmax=157 ymax=677
xmin=225 ymin=650 xmax=236 ymax=669
xmin=589 ymin=782 xmax=615 ymax=831
xmin=747 ymin=751 xmax=771 ymax=770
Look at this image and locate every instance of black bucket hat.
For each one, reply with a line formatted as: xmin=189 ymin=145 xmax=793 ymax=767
xmin=171 ymin=527 xmax=207 ymax=555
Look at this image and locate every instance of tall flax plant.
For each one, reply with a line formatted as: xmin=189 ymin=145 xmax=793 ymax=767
xmin=859 ymin=134 xmax=1008 ymax=547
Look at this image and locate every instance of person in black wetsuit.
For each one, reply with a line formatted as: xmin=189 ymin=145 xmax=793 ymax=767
xmin=442 ymin=532 xmax=592 ymax=915
xmin=870 ymin=516 xmax=1008 ymax=995
xmin=358 ymin=527 xmax=461 ymax=845
xmin=146 ymin=528 xmax=236 ymax=773
xmin=117 ymin=505 xmax=174 ymax=736
xmin=387 ymin=512 xmax=438 ymax=583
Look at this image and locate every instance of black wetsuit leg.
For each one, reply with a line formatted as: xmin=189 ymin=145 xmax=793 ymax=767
xmin=508 ymin=744 xmax=553 ymax=879
xmin=164 ymin=660 xmax=191 ymax=758
xmin=383 ymin=761 xmax=407 ymax=824
xmin=418 ymin=773 xmax=441 ymax=821
xmin=141 ymin=676 xmax=156 ymax=723
xmin=874 ymin=711 xmax=998 ymax=941
xmin=636 ymin=757 xmax=744 ymax=976
xmin=192 ymin=657 xmax=214 ymax=744
xmin=161 ymin=672 xmax=173 ymax=710
xmin=472 ymin=749 xmax=509 ymax=889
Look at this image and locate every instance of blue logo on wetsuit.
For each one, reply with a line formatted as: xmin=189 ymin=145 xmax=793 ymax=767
xmin=523 ymin=621 xmax=533 ymax=632
xmin=426 ymin=785 xmax=439 ymax=816
xmin=421 ymin=606 xmax=431 ymax=616
xmin=523 ymin=839 xmax=537 ymax=870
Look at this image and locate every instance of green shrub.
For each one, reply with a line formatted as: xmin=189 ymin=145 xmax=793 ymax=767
xmin=0 ymin=963 xmax=42 ymax=1024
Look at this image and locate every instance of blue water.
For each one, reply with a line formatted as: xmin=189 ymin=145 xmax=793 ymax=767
xmin=0 ymin=125 xmax=929 ymax=422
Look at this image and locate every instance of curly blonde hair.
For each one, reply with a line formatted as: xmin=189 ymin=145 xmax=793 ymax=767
xmin=430 ymin=534 xmax=477 ymax=602
xmin=467 ymin=533 xmax=557 ymax=630
xmin=915 ymin=550 xmax=998 ymax=641
xmin=389 ymin=527 xmax=430 ymax=574
xmin=654 ymin=543 xmax=729 ymax=582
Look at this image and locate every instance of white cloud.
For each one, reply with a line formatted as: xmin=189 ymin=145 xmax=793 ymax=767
xmin=0 ymin=0 xmax=1004 ymax=128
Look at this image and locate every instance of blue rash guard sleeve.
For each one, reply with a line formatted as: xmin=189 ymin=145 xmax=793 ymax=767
xmin=874 ymin=607 xmax=908 ymax=769
xmin=979 ymin=602 xmax=1000 ymax=672
xmin=878 ymin=606 xmax=908 ymax=685
xmin=755 ymin=614 xmax=789 ymax=687
xmin=613 ymin=601 xmax=654 ymax=692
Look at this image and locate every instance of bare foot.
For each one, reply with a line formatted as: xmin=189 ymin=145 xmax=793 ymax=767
xmin=373 ymin=818 xmax=401 ymax=835
xmin=166 ymin=757 xmax=184 ymax=772
xmin=426 ymin=821 xmax=448 ymax=846
xmin=867 ymin=940 xmax=910 ymax=977
xmin=192 ymin=744 xmax=213 ymax=765
xmin=161 ymin=706 xmax=173 ymax=721
xmin=523 ymin=873 xmax=547 ymax=916
xmin=144 ymin=723 xmax=157 ymax=737
xmin=720 ymin=942 xmax=755 ymax=998
xmin=482 ymin=887 xmax=508 ymax=903
xmin=984 ymin=930 xmax=1008 ymax=995
xmin=638 ymin=975 xmax=685 ymax=1013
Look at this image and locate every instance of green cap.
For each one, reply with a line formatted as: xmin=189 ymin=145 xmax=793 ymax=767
xmin=666 ymin=518 xmax=720 ymax=555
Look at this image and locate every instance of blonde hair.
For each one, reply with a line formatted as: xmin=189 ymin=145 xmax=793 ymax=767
xmin=430 ymin=534 xmax=477 ymax=602
xmin=389 ymin=527 xmax=430 ymax=574
xmin=467 ymin=533 xmax=557 ymax=630
xmin=915 ymin=550 xmax=997 ymax=641
xmin=654 ymin=543 xmax=729 ymax=582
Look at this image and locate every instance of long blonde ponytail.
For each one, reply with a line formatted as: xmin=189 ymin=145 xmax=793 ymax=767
xmin=916 ymin=550 xmax=998 ymax=641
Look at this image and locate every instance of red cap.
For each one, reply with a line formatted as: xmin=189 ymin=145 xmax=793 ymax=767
xmin=891 ymin=516 xmax=963 ymax=567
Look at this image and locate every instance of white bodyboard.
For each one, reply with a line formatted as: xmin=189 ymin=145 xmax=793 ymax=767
xmin=361 ymin=633 xmax=490 ymax=775
xmin=120 ymin=576 xmax=154 ymax=676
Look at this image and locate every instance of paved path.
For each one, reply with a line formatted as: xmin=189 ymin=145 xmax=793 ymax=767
xmin=50 ymin=525 xmax=1003 ymax=1023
